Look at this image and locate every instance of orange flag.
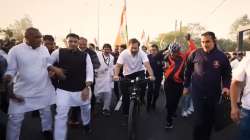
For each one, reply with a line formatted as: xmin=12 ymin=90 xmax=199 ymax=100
xmin=114 ymin=0 xmax=128 ymax=46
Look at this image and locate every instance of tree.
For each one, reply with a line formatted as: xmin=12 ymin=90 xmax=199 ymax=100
xmin=0 ymin=29 xmax=13 ymax=39
xmin=7 ymin=15 xmax=33 ymax=42
xmin=217 ymin=39 xmax=237 ymax=52
xmin=230 ymin=14 xmax=250 ymax=40
xmin=186 ymin=23 xmax=206 ymax=39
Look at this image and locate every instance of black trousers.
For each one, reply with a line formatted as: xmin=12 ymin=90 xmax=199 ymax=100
xmin=147 ymin=77 xmax=162 ymax=108
xmin=114 ymin=81 xmax=120 ymax=102
xmin=192 ymin=96 xmax=217 ymax=140
xmin=164 ymin=79 xmax=183 ymax=123
xmin=121 ymin=71 xmax=146 ymax=115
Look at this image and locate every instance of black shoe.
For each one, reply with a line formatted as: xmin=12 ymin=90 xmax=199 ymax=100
xmin=146 ymin=104 xmax=151 ymax=112
xmin=83 ymin=124 xmax=92 ymax=135
xmin=164 ymin=122 xmax=174 ymax=129
xmin=121 ymin=115 xmax=128 ymax=127
xmin=68 ymin=120 xmax=81 ymax=128
xmin=102 ymin=109 xmax=111 ymax=117
xmin=152 ymin=103 xmax=156 ymax=110
xmin=43 ymin=130 xmax=53 ymax=140
xmin=140 ymin=99 xmax=145 ymax=105
xmin=173 ymin=112 xmax=177 ymax=118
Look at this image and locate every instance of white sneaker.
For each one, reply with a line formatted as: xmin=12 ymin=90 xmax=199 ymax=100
xmin=186 ymin=110 xmax=192 ymax=115
xmin=188 ymin=105 xmax=194 ymax=112
xmin=181 ymin=111 xmax=189 ymax=117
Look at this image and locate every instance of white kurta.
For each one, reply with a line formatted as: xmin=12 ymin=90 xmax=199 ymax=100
xmin=94 ymin=52 xmax=114 ymax=95
xmin=6 ymin=43 xmax=56 ymax=114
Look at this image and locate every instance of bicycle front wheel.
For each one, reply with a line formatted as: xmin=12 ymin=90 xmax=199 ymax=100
xmin=128 ymin=99 xmax=138 ymax=140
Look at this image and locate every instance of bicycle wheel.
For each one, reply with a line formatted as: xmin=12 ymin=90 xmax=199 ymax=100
xmin=128 ymin=99 xmax=138 ymax=140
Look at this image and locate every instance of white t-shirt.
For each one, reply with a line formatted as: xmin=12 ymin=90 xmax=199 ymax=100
xmin=232 ymin=56 xmax=250 ymax=110
xmin=117 ymin=49 xmax=149 ymax=76
xmin=230 ymin=59 xmax=240 ymax=70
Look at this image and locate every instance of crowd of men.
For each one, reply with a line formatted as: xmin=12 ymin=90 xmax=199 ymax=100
xmin=0 ymin=27 xmax=249 ymax=140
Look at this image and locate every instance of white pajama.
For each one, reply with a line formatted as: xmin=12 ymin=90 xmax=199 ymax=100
xmin=54 ymin=88 xmax=91 ymax=140
xmin=94 ymin=52 xmax=114 ymax=111
xmin=6 ymin=106 xmax=53 ymax=140
xmin=95 ymin=92 xmax=112 ymax=110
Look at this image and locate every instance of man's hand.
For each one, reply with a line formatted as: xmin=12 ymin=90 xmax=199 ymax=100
xmin=85 ymin=81 xmax=92 ymax=87
xmin=148 ymin=75 xmax=155 ymax=81
xmin=49 ymin=66 xmax=66 ymax=80
xmin=222 ymin=88 xmax=230 ymax=96
xmin=3 ymin=74 xmax=12 ymax=83
xmin=9 ymin=94 xmax=25 ymax=103
xmin=81 ymin=87 xmax=90 ymax=101
xmin=6 ymin=82 xmax=25 ymax=103
xmin=48 ymin=70 xmax=56 ymax=78
xmin=183 ymin=87 xmax=189 ymax=96
xmin=231 ymin=106 xmax=240 ymax=124
xmin=113 ymin=75 xmax=120 ymax=81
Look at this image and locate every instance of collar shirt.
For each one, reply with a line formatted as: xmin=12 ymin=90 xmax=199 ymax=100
xmin=232 ymin=56 xmax=250 ymax=110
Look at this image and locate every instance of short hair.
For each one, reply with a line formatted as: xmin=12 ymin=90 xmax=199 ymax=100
xmin=120 ymin=44 xmax=127 ymax=49
xmin=24 ymin=27 xmax=40 ymax=38
xmin=150 ymin=44 xmax=159 ymax=50
xmin=201 ymin=31 xmax=216 ymax=42
xmin=79 ymin=37 xmax=87 ymax=42
xmin=66 ymin=33 xmax=79 ymax=40
xmin=128 ymin=38 xmax=140 ymax=47
xmin=43 ymin=35 xmax=54 ymax=42
xmin=141 ymin=45 xmax=147 ymax=49
xmin=89 ymin=43 xmax=95 ymax=48
xmin=103 ymin=43 xmax=112 ymax=49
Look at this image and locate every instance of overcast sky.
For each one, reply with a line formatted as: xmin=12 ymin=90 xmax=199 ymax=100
xmin=0 ymin=0 xmax=250 ymax=46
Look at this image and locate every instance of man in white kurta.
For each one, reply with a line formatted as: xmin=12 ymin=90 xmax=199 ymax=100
xmin=4 ymin=27 xmax=55 ymax=140
xmin=49 ymin=33 xmax=93 ymax=140
xmin=94 ymin=44 xmax=114 ymax=116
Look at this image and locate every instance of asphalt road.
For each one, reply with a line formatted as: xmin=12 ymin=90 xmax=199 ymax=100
xmin=17 ymin=92 xmax=239 ymax=140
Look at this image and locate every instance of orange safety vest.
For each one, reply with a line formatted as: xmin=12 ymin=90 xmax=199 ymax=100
xmin=164 ymin=40 xmax=196 ymax=83
xmin=164 ymin=53 xmax=186 ymax=83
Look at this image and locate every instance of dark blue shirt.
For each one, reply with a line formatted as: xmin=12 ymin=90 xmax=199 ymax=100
xmin=184 ymin=47 xmax=232 ymax=97
xmin=147 ymin=53 xmax=164 ymax=79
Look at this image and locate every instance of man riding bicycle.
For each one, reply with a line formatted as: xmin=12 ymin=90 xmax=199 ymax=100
xmin=113 ymin=38 xmax=155 ymax=125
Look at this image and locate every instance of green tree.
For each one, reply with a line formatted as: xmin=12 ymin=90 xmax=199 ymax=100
xmin=7 ymin=15 xmax=33 ymax=42
xmin=187 ymin=23 xmax=206 ymax=39
xmin=230 ymin=14 xmax=250 ymax=40
xmin=217 ymin=39 xmax=237 ymax=52
xmin=0 ymin=29 xmax=13 ymax=39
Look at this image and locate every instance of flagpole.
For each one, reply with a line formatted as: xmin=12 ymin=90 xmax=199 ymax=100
xmin=97 ymin=0 xmax=100 ymax=48
xmin=125 ymin=0 xmax=128 ymax=43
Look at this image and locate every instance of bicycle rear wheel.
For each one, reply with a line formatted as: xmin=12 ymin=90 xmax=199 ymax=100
xmin=128 ymin=99 xmax=138 ymax=140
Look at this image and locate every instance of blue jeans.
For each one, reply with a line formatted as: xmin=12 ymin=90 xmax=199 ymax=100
xmin=240 ymin=108 xmax=250 ymax=140
xmin=181 ymin=94 xmax=192 ymax=112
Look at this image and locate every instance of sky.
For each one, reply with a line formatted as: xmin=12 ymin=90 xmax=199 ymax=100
xmin=0 ymin=0 xmax=250 ymax=47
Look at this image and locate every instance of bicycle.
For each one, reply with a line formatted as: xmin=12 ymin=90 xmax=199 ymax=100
xmin=119 ymin=77 xmax=150 ymax=140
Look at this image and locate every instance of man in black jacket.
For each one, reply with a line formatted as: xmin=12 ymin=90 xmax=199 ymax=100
xmin=147 ymin=44 xmax=164 ymax=111
xmin=183 ymin=31 xmax=232 ymax=140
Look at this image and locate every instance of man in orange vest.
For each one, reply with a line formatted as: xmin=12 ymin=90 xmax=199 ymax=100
xmin=164 ymin=40 xmax=196 ymax=129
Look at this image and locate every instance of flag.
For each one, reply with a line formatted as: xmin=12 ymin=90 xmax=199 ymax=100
xmin=140 ymin=30 xmax=145 ymax=42
xmin=146 ymin=35 xmax=150 ymax=47
xmin=114 ymin=0 xmax=128 ymax=46
xmin=93 ymin=38 xmax=98 ymax=46
xmin=140 ymin=30 xmax=150 ymax=48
